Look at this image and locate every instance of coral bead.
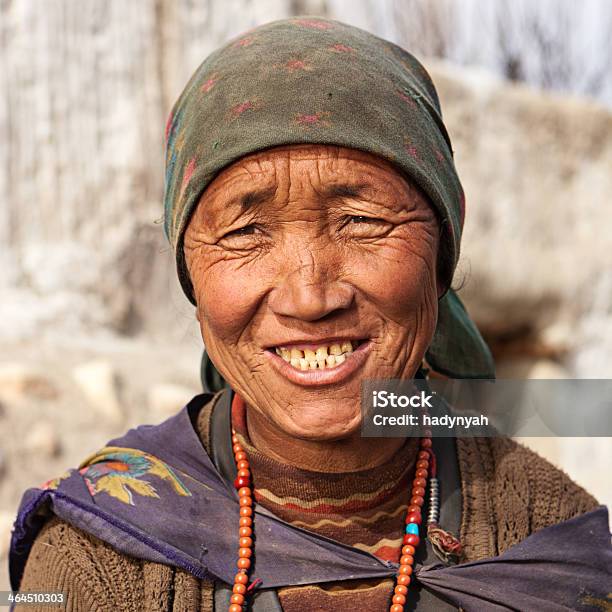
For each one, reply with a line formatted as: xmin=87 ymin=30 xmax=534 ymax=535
xmin=233 ymin=444 xmax=242 ymax=454
xmin=413 ymin=486 xmax=425 ymax=497
xmin=239 ymin=526 xmax=252 ymax=537
xmin=237 ymin=468 xmax=250 ymax=478
xmin=230 ymin=593 xmax=245 ymax=605
xmin=239 ymin=496 xmax=252 ymax=507
xmin=237 ymin=557 xmax=251 ymax=569
xmin=404 ymin=534 xmax=420 ymax=547
xmin=393 ymin=593 xmax=407 ymax=605
xmin=399 ymin=564 xmax=413 ymax=576
xmin=233 ymin=583 xmax=247 ymax=594
xmin=237 ymin=460 xmax=249 ymax=470
xmin=235 ymin=572 xmax=248 ymax=584
xmin=415 ymin=468 xmax=428 ymax=478
xmin=238 ymin=487 xmax=251 ymax=497
xmin=420 ymin=438 xmax=432 ymax=449
xmin=395 ymin=585 xmax=408 ymax=595
xmin=391 ymin=605 xmax=404 ymax=612
xmin=406 ymin=512 xmax=421 ymax=525
xmin=240 ymin=507 xmax=253 ymax=517
xmin=416 ymin=460 xmax=429 ymax=469
xmin=234 ymin=476 xmax=250 ymax=489
xmin=413 ymin=477 xmax=426 ymax=488
xmin=229 ymin=605 xmax=242 ymax=612
xmin=410 ymin=495 xmax=424 ymax=506
xmin=402 ymin=544 xmax=415 ymax=556
xmin=239 ymin=517 xmax=252 ymax=527
xmin=231 ymin=435 xmax=239 ymax=444
xmin=238 ymin=547 xmax=252 ymax=558
xmin=239 ymin=537 xmax=253 ymax=548
xmin=418 ymin=450 xmax=429 ymax=460
xmin=235 ymin=451 xmax=248 ymax=461
xmin=397 ymin=575 xmax=411 ymax=586
xmin=407 ymin=505 xmax=421 ymax=514
xmin=400 ymin=555 xmax=414 ymax=566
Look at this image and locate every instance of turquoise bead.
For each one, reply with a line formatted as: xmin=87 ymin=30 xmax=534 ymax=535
xmin=405 ymin=523 xmax=419 ymax=535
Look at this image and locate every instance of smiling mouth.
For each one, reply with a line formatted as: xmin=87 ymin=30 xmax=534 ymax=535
xmin=269 ymin=339 xmax=366 ymax=371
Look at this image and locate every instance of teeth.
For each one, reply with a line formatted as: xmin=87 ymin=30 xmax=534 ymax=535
xmin=329 ymin=343 xmax=342 ymax=355
xmin=278 ymin=340 xmax=360 ymax=371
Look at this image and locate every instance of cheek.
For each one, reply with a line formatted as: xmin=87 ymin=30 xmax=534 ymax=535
xmin=352 ymin=247 xmax=437 ymax=323
xmin=194 ymin=260 xmax=264 ymax=341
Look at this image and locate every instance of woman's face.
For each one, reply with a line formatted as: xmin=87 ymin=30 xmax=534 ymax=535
xmin=184 ymin=145 xmax=441 ymax=441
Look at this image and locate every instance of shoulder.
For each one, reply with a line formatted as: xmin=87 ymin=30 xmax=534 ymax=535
xmin=488 ymin=437 xmax=599 ymax=526
xmin=457 ymin=437 xmax=599 ymax=559
xmin=18 ymin=516 xmax=214 ymax=611
xmin=18 ymin=516 xmax=146 ymax=610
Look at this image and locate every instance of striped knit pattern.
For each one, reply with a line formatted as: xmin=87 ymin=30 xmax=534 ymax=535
xmin=231 ymin=400 xmax=420 ymax=611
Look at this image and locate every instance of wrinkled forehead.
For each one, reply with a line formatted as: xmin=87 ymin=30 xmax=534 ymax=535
xmin=192 ymin=144 xmax=428 ymax=220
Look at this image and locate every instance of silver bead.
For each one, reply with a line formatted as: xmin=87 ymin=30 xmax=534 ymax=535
xmin=427 ymin=477 xmax=440 ymax=524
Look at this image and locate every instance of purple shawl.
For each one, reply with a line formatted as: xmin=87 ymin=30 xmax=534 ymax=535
xmin=9 ymin=401 xmax=612 ymax=610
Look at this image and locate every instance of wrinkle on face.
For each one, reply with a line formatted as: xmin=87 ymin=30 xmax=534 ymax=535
xmin=184 ymin=144 xmax=441 ymax=445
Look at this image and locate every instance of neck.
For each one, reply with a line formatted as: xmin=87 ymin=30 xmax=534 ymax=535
xmin=246 ymin=407 xmax=409 ymax=472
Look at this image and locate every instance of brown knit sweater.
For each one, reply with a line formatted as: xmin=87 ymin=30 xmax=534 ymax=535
xmin=16 ymin=394 xmax=598 ymax=612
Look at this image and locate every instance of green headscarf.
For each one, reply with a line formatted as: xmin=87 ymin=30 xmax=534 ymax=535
xmin=163 ymin=17 xmax=494 ymax=379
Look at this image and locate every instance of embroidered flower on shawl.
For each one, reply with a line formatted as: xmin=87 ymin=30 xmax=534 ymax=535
xmin=41 ymin=470 xmax=72 ymax=491
xmin=76 ymin=446 xmax=192 ymax=505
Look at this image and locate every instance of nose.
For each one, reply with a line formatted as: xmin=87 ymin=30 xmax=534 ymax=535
xmin=268 ymin=248 xmax=355 ymax=321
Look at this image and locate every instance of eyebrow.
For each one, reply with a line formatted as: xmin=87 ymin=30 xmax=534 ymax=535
xmin=227 ymin=182 xmax=368 ymax=210
xmin=325 ymin=183 xmax=367 ymax=199
xmin=235 ymin=186 xmax=278 ymax=209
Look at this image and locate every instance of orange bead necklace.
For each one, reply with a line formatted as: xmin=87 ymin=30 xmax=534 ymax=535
xmin=227 ymin=399 xmax=439 ymax=612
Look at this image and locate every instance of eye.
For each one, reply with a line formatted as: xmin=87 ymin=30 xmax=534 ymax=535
xmin=223 ymin=224 xmax=260 ymax=238
xmin=347 ymin=215 xmax=383 ymax=224
xmin=341 ymin=215 xmax=393 ymax=239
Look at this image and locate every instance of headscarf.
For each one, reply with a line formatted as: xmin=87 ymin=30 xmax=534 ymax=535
xmin=162 ymin=17 xmax=494 ymax=379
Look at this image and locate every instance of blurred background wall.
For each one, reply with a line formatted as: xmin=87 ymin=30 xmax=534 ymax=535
xmin=1 ymin=0 xmax=611 ymax=589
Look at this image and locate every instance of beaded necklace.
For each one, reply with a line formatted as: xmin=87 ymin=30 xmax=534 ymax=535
xmin=226 ymin=394 xmax=454 ymax=612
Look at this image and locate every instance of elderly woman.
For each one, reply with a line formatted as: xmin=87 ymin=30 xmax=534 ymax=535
xmin=9 ymin=17 xmax=610 ymax=612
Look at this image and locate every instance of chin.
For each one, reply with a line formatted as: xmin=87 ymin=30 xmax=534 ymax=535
xmin=279 ymin=403 xmax=363 ymax=441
